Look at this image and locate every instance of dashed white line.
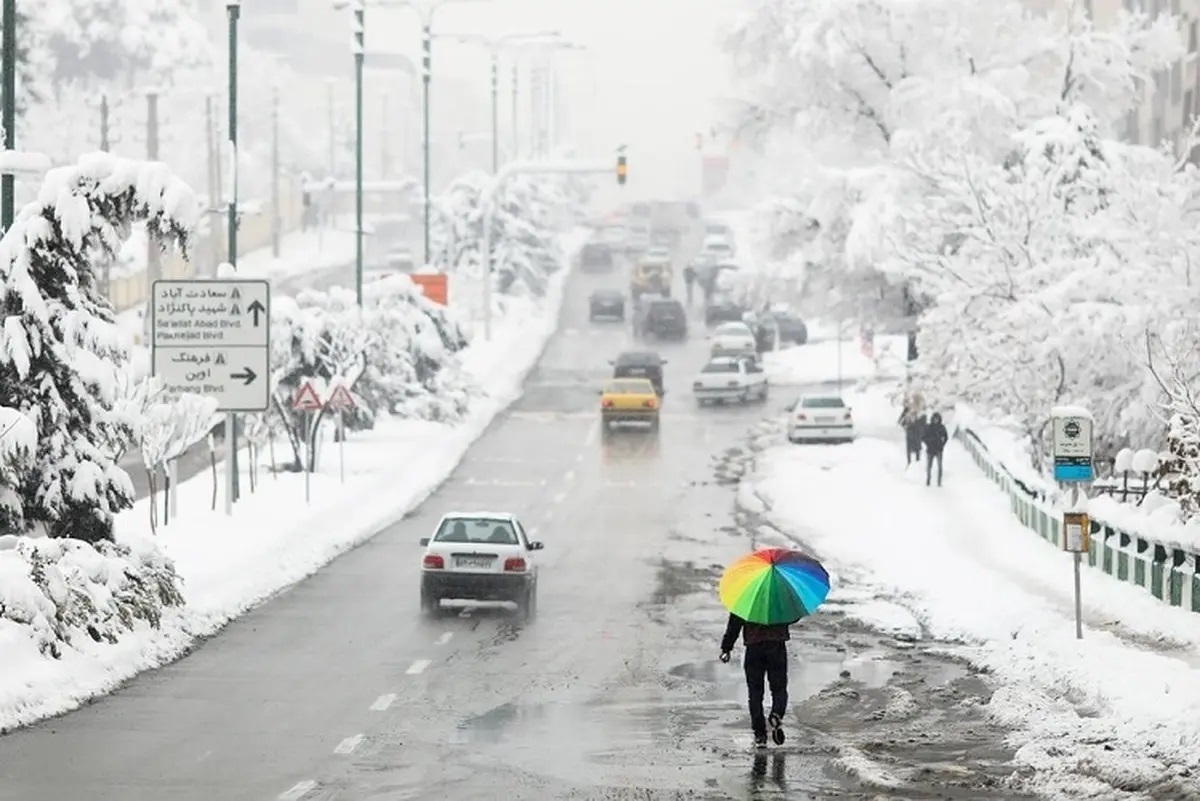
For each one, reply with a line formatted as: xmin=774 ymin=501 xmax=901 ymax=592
xmin=334 ymin=734 xmax=364 ymax=755
xmin=369 ymin=693 xmax=396 ymax=711
xmin=563 ymin=469 xmax=576 ymax=483
xmin=406 ymin=659 xmax=431 ymax=675
xmin=278 ymin=780 xmax=316 ymax=800
xmin=436 ymin=631 xmax=453 ymax=645
xmin=584 ymin=422 xmax=599 ymax=447
xmin=552 ymin=490 xmax=567 ymax=504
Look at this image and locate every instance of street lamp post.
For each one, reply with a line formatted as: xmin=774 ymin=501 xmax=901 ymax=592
xmin=353 ymin=0 xmax=365 ymax=306
xmin=1 ymin=0 xmax=17 ymax=232
xmin=226 ymin=0 xmax=241 ymax=510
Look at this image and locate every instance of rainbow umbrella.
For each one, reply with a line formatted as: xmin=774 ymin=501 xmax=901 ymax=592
xmin=719 ymin=547 xmax=831 ymax=625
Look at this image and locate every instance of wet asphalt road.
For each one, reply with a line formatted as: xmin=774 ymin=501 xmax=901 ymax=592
xmin=0 ymin=244 xmax=1031 ymax=799
xmin=121 ymin=221 xmax=417 ymax=502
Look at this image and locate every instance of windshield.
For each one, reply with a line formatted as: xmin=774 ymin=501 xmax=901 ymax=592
xmin=605 ymin=378 xmax=655 ymax=394
xmin=434 ymin=517 xmax=519 ymax=545
xmin=801 ymin=397 xmax=846 ymax=408
xmin=701 ymin=361 xmax=738 ymax=373
xmin=714 ymin=323 xmax=750 ymax=336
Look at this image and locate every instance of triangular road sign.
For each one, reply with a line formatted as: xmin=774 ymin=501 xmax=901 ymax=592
xmin=292 ymin=382 xmax=323 ymax=411
xmin=229 ymin=303 xmax=241 ymax=316
xmin=325 ymin=384 xmax=356 ymax=410
xmin=230 ymin=287 xmax=241 ymax=299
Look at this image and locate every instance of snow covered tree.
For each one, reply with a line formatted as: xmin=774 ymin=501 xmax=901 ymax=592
xmin=0 ymin=407 xmax=37 ymax=534
xmin=0 ymin=152 xmax=199 ymax=542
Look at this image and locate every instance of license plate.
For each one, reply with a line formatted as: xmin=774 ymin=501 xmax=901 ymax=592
xmin=626 ymin=368 xmax=647 ymax=375
xmin=816 ymin=416 xmax=835 ymax=423
xmin=456 ymin=556 xmax=492 ymax=569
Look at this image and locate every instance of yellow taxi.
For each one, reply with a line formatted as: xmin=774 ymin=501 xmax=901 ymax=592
xmin=599 ymin=377 xmax=661 ymax=432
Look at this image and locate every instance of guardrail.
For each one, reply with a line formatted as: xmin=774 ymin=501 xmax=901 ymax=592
xmin=957 ymin=427 xmax=1200 ymax=614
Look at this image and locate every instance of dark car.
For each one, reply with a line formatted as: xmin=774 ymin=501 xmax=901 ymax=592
xmin=579 ymin=242 xmax=615 ymax=272
xmin=763 ymin=310 xmax=808 ymax=345
xmin=635 ymin=298 xmax=688 ymax=340
xmin=705 ymin=294 xmax=745 ymax=327
xmin=609 ymin=350 xmax=666 ymax=395
xmin=589 ymin=288 xmax=626 ymax=321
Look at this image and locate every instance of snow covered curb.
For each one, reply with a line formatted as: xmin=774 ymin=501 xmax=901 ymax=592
xmin=738 ymin=390 xmax=1200 ymax=799
xmin=0 ymin=229 xmax=584 ymax=731
xmin=955 ymin=419 xmax=1200 ymax=614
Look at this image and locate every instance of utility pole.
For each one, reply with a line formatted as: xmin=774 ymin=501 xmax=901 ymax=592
xmin=511 ymin=60 xmax=519 ymax=161
xmin=381 ymin=92 xmax=390 ymax=180
xmin=490 ymin=54 xmax=499 ymax=173
xmin=205 ymin=95 xmax=222 ymax=277
xmin=100 ymin=96 xmax=110 ymax=151
xmin=327 ymin=78 xmax=336 ymax=179
xmin=422 ymin=21 xmax=432 ymax=267
xmin=146 ymin=92 xmax=161 ymax=295
xmin=353 ymin=0 xmax=365 ymax=306
xmin=1 ymin=0 xmax=17 ymax=232
xmin=271 ymin=85 xmax=280 ymax=257
xmin=226 ymin=0 xmax=241 ymax=509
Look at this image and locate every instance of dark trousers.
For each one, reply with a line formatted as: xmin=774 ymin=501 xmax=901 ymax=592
xmin=906 ymin=441 xmax=921 ymax=465
xmin=744 ymin=642 xmax=788 ymax=736
xmin=926 ymin=450 xmax=943 ymax=486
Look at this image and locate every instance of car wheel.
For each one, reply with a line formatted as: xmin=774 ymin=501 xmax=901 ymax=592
xmin=740 ymin=388 xmax=752 ymax=404
xmin=759 ymin=384 xmax=769 ymax=402
xmin=420 ymin=586 xmax=439 ymax=615
xmin=516 ymin=586 xmax=535 ymax=621
xmin=649 ymin=416 xmax=660 ymax=432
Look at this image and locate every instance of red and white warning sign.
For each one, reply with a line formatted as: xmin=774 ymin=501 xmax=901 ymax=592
xmin=325 ymin=384 xmax=356 ymax=410
xmin=292 ymin=381 xmax=323 ymax=411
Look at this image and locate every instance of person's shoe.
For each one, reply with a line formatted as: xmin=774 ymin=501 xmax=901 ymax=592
xmin=768 ymin=713 xmax=785 ymax=745
xmin=753 ymin=733 xmax=768 ymax=748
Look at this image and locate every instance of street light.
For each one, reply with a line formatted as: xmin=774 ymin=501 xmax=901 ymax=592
xmin=439 ymin=31 xmax=561 ymax=173
xmin=226 ymin=0 xmax=242 ymax=509
xmin=1 ymin=0 xmax=17 ymax=231
xmin=511 ymin=38 xmax=586 ymax=158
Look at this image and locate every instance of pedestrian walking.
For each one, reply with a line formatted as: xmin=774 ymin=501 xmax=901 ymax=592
xmin=923 ymin=411 xmax=949 ymax=486
xmin=720 ymin=612 xmax=790 ymax=748
xmin=683 ymin=264 xmax=696 ymax=306
xmin=899 ymin=405 xmax=926 ymax=466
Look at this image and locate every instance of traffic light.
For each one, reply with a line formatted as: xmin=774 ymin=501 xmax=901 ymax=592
xmin=616 ymin=154 xmax=627 ymax=185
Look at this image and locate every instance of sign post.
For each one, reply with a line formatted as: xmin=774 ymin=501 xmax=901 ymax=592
xmin=1051 ymin=405 xmax=1094 ymax=640
xmin=293 ymin=381 xmax=323 ymax=503
xmin=151 ymin=279 xmax=271 ymax=516
xmin=325 ymin=384 xmax=356 ymax=484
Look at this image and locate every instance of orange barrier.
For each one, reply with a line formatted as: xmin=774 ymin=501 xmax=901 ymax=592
xmin=410 ymin=273 xmax=448 ymax=305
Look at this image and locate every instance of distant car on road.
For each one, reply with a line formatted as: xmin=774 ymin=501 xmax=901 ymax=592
xmin=787 ymin=395 xmax=855 ymax=443
xmin=708 ymin=321 xmax=756 ymax=356
xmin=599 ymin=377 xmax=661 ymax=432
xmin=634 ymin=297 xmax=688 ymax=341
xmin=704 ymin=294 xmax=746 ymax=327
xmin=579 ymin=242 xmax=615 ymax=273
xmin=610 ymin=350 xmax=666 ymax=395
xmin=419 ymin=512 xmax=543 ymax=619
xmin=692 ymin=355 xmax=768 ymax=405
xmin=644 ymin=246 xmax=672 ymax=262
xmin=589 ymin=288 xmax=626 ymax=321
xmin=385 ymin=246 xmax=416 ymax=273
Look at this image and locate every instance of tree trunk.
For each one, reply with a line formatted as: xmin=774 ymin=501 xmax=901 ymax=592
xmin=146 ymin=468 xmax=158 ymax=535
xmin=269 ymin=431 xmax=277 ymax=478
xmin=163 ymin=463 xmax=171 ymax=525
xmin=210 ymin=447 xmax=218 ymax=512
xmin=248 ymin=443 xmax=257 ymax=493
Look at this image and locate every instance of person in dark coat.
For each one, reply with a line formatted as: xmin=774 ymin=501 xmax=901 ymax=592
xmin=923 ymin=411 xmax=949 ymax=486
xmin=683 ymin=264 xmax=696 ymax=306
xmin=721 ymin=613 xmax=790 ymax=748
xmin=900 ymin=408 xmax=926 ymax=465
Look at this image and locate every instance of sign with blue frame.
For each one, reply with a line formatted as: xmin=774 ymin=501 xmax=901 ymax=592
xmin=1052 ymin=414 xmax=1094 ymax=482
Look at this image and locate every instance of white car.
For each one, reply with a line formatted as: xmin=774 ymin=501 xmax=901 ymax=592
xmin=787 ymin=395 xmax=855 ymax=443
xmin=385 ymin=246 xmax=416 ymax=272
xmin=627 ymin=222 xmax=651 ymax=252
xmin=700 ymin=234 xmax=735 ymax=258
xmin=644 ymin=246 xmax=671 ymax=261
xmin=709 ymin=321 xmax=756 ymax=356
xmin=419 ymin=512 xmax=543 ymax=618
xmin=693 ymin=356 xmax=768 ymax=405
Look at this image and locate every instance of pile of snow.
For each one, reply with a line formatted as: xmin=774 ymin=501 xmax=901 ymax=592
xmin=763 ymin=333 xmax=908 ymax=387
xmin=0 ymin=226 xmax=589 ymax=731
xmin=745 ymin=384 xmax=1200 ymax=799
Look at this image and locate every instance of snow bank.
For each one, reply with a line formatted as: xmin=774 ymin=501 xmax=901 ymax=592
xmin=763 ymin=332 xmax=908 ymax=387
xmin=0 ymin=229 xmax=587 ymax=731
xmin=747 ymin=384 xmax=1200 ymax=799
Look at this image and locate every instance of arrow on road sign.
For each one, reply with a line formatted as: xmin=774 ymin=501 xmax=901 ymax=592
xmin=231 ymin=367 xmax=257 ymax=386
xmin=248 ymin=299 xmax=266 ymax=326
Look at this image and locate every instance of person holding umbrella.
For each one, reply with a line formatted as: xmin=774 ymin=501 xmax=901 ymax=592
xmin=718 ymin=547 xmax=831 ymax=749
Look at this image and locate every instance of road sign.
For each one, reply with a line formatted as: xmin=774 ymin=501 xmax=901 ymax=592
xmin=151 ymin=280 xmax=270 ymax=412
xmin=293 ymin=382 xmax=323 ymax=411
xmin=1063 ymin=512 xmax=1090 ymax=553
xmin=410 ymin=273 xmax=447 ymax=305
xmin=1051 ymin=408 xmax=1094 ymax=482
xmin=326 ymin=384 xmax=356 ymax=410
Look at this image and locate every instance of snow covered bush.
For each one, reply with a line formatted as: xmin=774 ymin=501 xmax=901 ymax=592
xmin=430 ymin=171 xmax=575 ymax=300
xmin=0 ymin=153 xmax=198 ymax=542
xmin=0 ymin=535 xmax=183 ymax=660
xmin=268 ymin=278 xmax=471 ymax=471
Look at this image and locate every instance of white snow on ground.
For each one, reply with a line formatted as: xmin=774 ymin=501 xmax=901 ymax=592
xmin=763 ymin=332 xmax=908 ymax=386
xmin=0 ymin=230 xmax=585 ymax=731
xmin=745 ymin=378 xmax=1200 ymax=798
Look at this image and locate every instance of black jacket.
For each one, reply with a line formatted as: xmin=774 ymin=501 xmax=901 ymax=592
xmin=721 ymin=613 xmax=789 ymax=652
xmin=923 ymin=420 xmax=948 ymax=454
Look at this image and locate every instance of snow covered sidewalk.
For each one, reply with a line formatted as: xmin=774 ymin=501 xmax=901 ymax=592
xmin=743 ymin=385 xmax=1200 ymax=799
xmin=0 ymin=231 xmax=583 ymax=732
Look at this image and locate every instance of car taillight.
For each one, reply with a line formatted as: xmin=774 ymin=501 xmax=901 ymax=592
xmin=643 ymin=398 xmax=657 ymax=408
xmin=796 ymin=413 xmax=807 ymax=421
xmin=423 ymin=554 xmax=444 ymax=569
xmin=504 ymin=557 xmax=527 ymax=572
xmin=844 ymin=411 xmax=852 ymax=420
xmin=602 ymin=399 xmax=613 ymax=408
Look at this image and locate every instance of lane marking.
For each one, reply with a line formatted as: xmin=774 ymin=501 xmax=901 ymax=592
xmin=584 ymin=421 xmax=599 ymax=447
xmin=406 ymin=659 xmax=431 ymax=675
xmin=552 ymin=490 xmax=567 ymax=505
xmin=369 ymin=693 xmax=396 ymax=711
xmin=334 ymin=734 xmax=364 ymax=755
xmin=436 ymin=631 xmax=453 ymax=645
xmin=563 ymin=469 xmax=576 ymax=483
xmin=278 ymin=780 xmax=317 ymax=800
